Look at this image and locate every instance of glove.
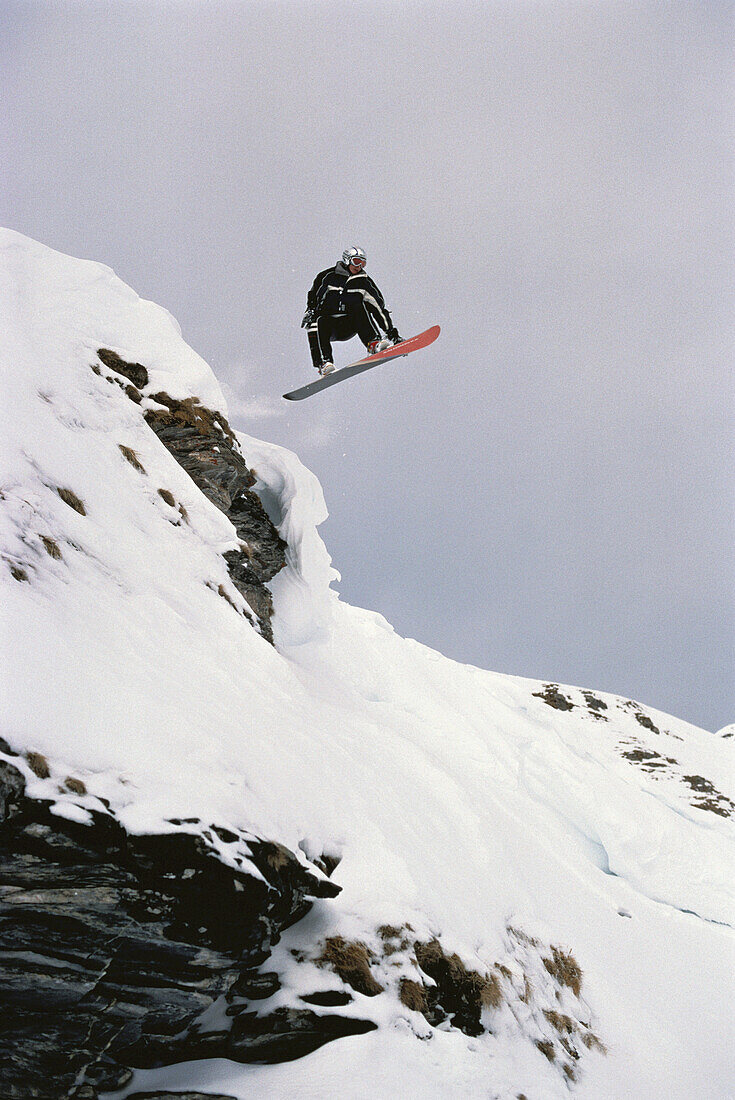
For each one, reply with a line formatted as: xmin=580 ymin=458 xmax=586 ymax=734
xmin=301 ymin=309 xmax=315 ymax=328
xmin=386 ymin=326 xmax=402 ymax=344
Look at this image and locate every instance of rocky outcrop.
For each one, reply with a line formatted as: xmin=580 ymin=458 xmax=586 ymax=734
xmin=94 ymin=350 xmax=286 ymax=641
xmin=0 ymin=754 xmax=379 ymax=1100
xmin=530 ymin=685 xmax=733 ymax=819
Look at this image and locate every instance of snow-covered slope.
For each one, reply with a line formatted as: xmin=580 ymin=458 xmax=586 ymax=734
xmin=1 ymin=230 xmax=733 ymax=1099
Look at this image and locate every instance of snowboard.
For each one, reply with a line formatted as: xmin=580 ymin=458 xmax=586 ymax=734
xmin=283 ymin=325 xmax=441 ymax=401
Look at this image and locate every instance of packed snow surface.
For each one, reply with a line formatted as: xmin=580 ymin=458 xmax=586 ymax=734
xmin=1 ymin=230 xmax=733 ymax=1099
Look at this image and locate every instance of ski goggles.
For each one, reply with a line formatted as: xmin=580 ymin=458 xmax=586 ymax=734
xmin=344 ymin=248 xmax=367 ymax=267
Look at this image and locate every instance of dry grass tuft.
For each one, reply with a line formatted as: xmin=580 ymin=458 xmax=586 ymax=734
xmin=414 ymin=937 xmax=445 ymax=974
xmin=157 ymin=488 xmax=176 ymax=507
xmin=543 ymin=945 xmax=582 ymax=998
xmin=581 ymin=1030 xmax=607 ymax=1054
xmin=536 ymin=1039 xmax=556 ymax=1062
xmin=415 ymin=938 xmax=503 ymax=1029
xmin=145 ymin=392 xmax=237 ymax=446
xmin=26 ymin=752 xmax=50 ymax=779
xmin=40 ymin=536 xmax=62 ymax=559
xmin=118 ymin=444 xmax=146 ymax=474
xmin=318 ymin=937 xmax=384 ymax=997
xmin=507 ymin=924 xmax=540 ymax=948
xmin=480 ymin=970 xmax=504 ymax=1009
xmin=56 ymin=487 xmax=86 ymax=515
xmin=10 ymin=564 xmax=29 ymax=582
xmin=97 ymin=348 xmax=149 ymax=390
xmin=378 ymin=924 xmax=404 ymax=941
xmin=217 ymin=583 xmax=240 ymax=613
xmin=63 ymin=776 xmax=87 ymax=795
xmin=544 ymin=1009 xmax=577 ymax=1035
xmin=399 ymin=978 xmax=429 ymax=1013
xmin=378 ymin=924 xmax=413 ymax=955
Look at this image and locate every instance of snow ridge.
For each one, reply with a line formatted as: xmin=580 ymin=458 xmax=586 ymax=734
xmin=238 ymin=431 xmax=340 ymax=647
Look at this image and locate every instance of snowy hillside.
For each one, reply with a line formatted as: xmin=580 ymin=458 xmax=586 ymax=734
xmin=1 ymin=229 xmax=733 ymax=1100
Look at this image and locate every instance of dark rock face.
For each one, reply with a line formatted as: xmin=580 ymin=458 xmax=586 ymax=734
xmin=95 ymin=349 xmax=287 ymax=641
xmin=681 ymin=774 xmax=734 ymax=818
xmin=0 ymin=762 xmax=376 ymax=1099
xmin=413 ymin=938 xmax=497 ymax=1037
xmin=0 ymin=758 xmax=24 ymax=818
xmin=532 ymin=684 xmax=576 ymax=712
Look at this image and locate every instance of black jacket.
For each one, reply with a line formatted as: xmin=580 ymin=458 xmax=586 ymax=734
xmin=306 ymin=261 xmax=393 ymax=327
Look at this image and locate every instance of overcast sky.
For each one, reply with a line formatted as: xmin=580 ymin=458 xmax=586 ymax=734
xmin=3 ymin=0 xmax=733 ymax=731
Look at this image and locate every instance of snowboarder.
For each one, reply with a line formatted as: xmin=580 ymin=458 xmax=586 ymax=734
xmin=301 ymin=247 xmax=402 ymax=375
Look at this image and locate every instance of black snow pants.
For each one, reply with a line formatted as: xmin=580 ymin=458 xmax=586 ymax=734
xmin=307 ymin=295 xmax=389 ymax=370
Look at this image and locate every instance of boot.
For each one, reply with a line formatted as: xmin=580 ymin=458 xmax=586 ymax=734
xmin=367 ymin=337 xmax=392 ymax=355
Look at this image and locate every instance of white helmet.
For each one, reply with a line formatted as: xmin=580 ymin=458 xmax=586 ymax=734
xmin=343 ymin=246 xmax=367 ymax=268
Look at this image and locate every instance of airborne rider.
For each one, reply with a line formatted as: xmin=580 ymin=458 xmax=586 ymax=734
xmin=302 ymin=247 xmax=402 ymax=376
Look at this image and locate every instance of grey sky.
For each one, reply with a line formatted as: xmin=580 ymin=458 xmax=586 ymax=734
xmin=3 ymin=0 xmax=733 ymax=730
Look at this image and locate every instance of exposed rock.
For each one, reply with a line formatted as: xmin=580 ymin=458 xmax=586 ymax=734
xmin=300 ymin=990 xmax=353 ymax=1007
xmin=140 ymin=393 xmax=287 ymax=622
xmin=681 ymin=774 xmax=734 ymax=818
xmin=296 ymin=920 xmax=603 ymax=1086
xmin=621 ymin=699 xmax=674 ymax=738
xmin=622 ymin=747 xmax=668 ymax=768
xmin=414 ymin=937 xmax=499 ymax=1036
xmin=95 ymin=349 xmax=287 ymax=641
xmin=227 ymin=970 xmax=281 ymax=1000
xmin=617 ymin=741 xmax=732 ymax=817
xmin=0 ymin=780 xmax=350 ymax=1098
xmin=634 ymin=711 xmax=661 ymax=735
xmin=532 ymin=684 xmax=575 ymax=712
xmin=582 ymin=691 xmax=608 ymax=719
xmin=0 ymin=760 xmax=25 ymax=822
xmin=312 ymin=851 xmax=341 ymax=878
xmin=126 ymin=1006 xmax=376 ymax=1068
xmin=226 ymin=1006 xmax=376 ymax=1063
xmin=0 ymin=758 xmax=606 ymax=1095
